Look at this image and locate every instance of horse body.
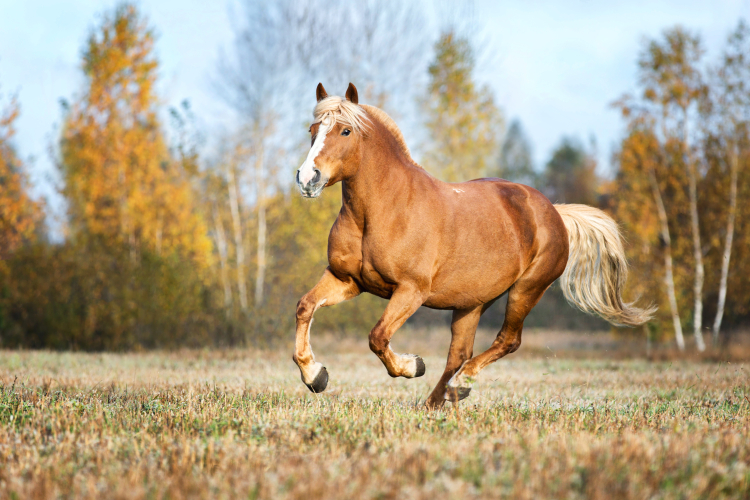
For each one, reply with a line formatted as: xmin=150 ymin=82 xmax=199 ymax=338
xmin=292 ymin=83 xmax=653 ymax=408
xmin=330 ymin=146 xmax=568 ymax=311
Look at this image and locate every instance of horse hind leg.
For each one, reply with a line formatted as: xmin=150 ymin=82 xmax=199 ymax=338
xmin=445 ymin=272 xmax=552 ymax=403
xmin=425 ymin=305 xmax=483 ymax=410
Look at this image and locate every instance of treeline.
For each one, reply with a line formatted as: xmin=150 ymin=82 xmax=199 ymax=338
xmin=611 ymin=23 xmax=750 ymax=351
xmin=0 ymin=2 xmax=748 ymax=351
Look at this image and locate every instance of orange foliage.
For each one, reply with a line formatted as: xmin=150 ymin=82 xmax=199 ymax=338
xmin=59 ymin=4 xmax=210 ymax=266
xmin=0 ymin=96 xmax=43 ymax=261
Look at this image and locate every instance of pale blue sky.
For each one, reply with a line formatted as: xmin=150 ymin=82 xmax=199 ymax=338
xmin=1 ymin=0 xmax=748 ymax=229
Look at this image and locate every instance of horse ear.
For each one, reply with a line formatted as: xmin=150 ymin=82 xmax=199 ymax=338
xmin=345 ymin=83 xmax=358 ymax=104
xmin=316 ymin=83 xmax=328 ymax=102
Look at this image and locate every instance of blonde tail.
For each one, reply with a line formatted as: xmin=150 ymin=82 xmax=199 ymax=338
xmin=554 ymin=204 xmax=655 ymax=327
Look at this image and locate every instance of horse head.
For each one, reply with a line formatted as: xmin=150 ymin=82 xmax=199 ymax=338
xmin=296 ymin=83 xmax=368 ymax=198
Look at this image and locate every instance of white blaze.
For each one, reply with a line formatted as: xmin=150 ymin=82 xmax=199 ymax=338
xmin=297 ymin=117 xmax=331 ymax=185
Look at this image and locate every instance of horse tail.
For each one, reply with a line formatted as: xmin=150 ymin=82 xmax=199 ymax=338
xmin=554 ymin=203 xmax=655 ymax=327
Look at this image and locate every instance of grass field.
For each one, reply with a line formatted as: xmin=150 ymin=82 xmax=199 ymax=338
xmin=1 ymin=329 xmax=749 ymax=499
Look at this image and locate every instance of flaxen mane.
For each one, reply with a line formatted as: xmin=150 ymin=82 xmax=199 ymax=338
xmin=360 ymin=105 xmax=422 ymax=169
xmin=313 ymin=96 xmax=423 ymax=169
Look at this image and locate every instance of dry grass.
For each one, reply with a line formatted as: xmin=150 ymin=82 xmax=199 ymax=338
xmin=0 ymin=330 xmax=748 ymax=499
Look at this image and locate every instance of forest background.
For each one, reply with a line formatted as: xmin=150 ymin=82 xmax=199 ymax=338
xmin=1 ymin=1 xmax=750 ymax=354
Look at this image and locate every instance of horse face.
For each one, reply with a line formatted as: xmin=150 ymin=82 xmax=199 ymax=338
xmin=296 ymin=118 xmax=360 ymax=198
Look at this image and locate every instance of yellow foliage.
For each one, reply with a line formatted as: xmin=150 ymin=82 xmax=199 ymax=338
xmin=422 ymin=31 xmax=503 ymax=182
xmin=0 ymin=96 xmax=43 ymax=261
xmin=59 ymin=4 xmax=211 ymax=267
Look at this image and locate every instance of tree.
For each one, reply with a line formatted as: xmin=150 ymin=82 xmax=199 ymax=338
xmin=708 ymin=20 xmax=750 ymax=344
xmin=422 ymin=31 xmax=504 ymax=182
xmin=51 ymin=3 xmax=215 ymax=349
xmin=498 ymin=119 xmax=537 ymax=187
xmin=60 ymin=4 xmax=210 ymax=261
xmin=542 ymin=137 xmax=599 ymax=206
xmin=615 ymin=122 xmax=686 ymax=349
xmin=637 ymin=27 xmax=707 ymax=351
xmin=0 ymin=93 xmax=43 ymax=261
xmin=217 ymin=0 xmax=430 ymax=337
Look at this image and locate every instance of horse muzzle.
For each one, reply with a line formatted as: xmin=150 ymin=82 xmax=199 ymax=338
xmin=296 ymin=168 xmax=326 ymax=198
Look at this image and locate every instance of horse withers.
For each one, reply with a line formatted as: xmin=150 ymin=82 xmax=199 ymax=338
xmin=292 ymin=82 xmax=654 ymax=409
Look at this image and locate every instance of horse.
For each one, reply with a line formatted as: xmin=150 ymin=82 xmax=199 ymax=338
xmin=293 ymin=82 xmax=654 ymax=409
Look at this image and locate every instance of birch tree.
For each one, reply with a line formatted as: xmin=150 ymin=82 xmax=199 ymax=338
xmin=637 ymin=27 xmax=707 ymax=351
xmin=614 ymin=119 xmax=686 ymax=350
xmin=216 ymin=0 xmax=429 ymax=331
xmin=709 ymin=20 xmax=750 ymax=344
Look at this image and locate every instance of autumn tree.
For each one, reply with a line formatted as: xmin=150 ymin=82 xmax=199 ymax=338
xmin=0 ymin=93 xmax=43 ymax=261
xmin=636 ymin=27 xmax=707 ymax=351
xmin=60 ymin=4 xmax=210 ymax=263
xmin=41 ymin=3 xmax=217 ymax=349
xmin=706 ymin=20 xmax=750 ymax=344
xmin=614 ymin=120 xmax=686 ymax=349
xmin=422 ymin=31 xmax=504 ymax=182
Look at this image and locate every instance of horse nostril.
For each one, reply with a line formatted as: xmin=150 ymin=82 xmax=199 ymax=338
xmin=312 ymin=169 xmax=321 ymax=184
xmin=296 ymin=170 xmax=301 ymax=185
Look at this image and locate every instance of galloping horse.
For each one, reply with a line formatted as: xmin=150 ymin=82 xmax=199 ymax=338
xmin=293 ymin=83 xmax=654 ymax=409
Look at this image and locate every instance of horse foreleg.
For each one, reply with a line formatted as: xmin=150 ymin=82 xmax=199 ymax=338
xmin=445 ymin=279 xmax=548 ymax=403
xmin=294 ymin=268 xmax=360 ymax=393
xmin=368 ymin=286 xmax=425 ymax=379
xmin=424 ymin=306 xmax=482 ymax=410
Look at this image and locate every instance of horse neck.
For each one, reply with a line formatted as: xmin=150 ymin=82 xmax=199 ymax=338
xmin=341 ymin=124 xmax=418 ymax=223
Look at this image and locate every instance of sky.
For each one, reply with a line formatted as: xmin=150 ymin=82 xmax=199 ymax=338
xmin=1 ymin=0 xmax=749 ymax=230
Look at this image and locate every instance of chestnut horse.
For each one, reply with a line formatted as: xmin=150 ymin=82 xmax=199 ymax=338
xmin=293 ymin=83 xmax=654 ymax=409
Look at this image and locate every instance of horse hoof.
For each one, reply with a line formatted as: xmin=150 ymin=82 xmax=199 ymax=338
xmin=305 ymin=366 xmax=328 ymax=393
xmin=414 ymin=356 xmax=426 ymax=377
xmin=444 ymin=386 xmax=471 ymax=403
xmin=402 ymin=354 xmax=425 ymax=378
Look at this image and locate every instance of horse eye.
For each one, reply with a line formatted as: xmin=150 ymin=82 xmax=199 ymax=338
xmin=341 ymin=129 xmax=351 ymax=136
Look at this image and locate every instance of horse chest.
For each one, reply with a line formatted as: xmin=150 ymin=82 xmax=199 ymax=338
xmin=328 ymin=244 xmax=394 ymax=300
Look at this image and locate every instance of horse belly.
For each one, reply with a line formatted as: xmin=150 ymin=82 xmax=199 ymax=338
xmin=423 ymin=213 xmax=528 ymax=309
xmin=423 ymin=259 xmax=520 ymax=309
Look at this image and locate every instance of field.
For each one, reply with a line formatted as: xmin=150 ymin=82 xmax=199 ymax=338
xmin=1 ymin=329 xmax=749 ymax=499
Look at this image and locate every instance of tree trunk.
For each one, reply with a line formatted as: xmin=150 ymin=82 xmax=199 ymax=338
xmin=712 ymin=141 xmax=739 ymax=345
xmin=647 ymin=166 xmax=685 ymax=351
xmin=683 ymin=122 xmax=706 ymax=352
xmin=685 ymin=161 xmax=705 ymax=351
xmin=687 ymin=160 xmax=706 ymax=351
xmin=254 ymin=143 xmax=267 ymax=308
xmin=227 ymin=166 xmax=248 ymax=311
xmin=255 ymin=203 xmax=266 ymax=308
xmin=212 ymin=204 xmax=233 ymax=313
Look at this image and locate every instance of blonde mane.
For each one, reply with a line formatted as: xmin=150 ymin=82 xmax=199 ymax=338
xmin=312 ymin=96 xmax=422 ymax=169
xmin=313 ymin=96 xmax=370 ymax=134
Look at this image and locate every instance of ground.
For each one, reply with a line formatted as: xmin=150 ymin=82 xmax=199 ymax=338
xmin=0 ymin=329 xmax=748 ymax=499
